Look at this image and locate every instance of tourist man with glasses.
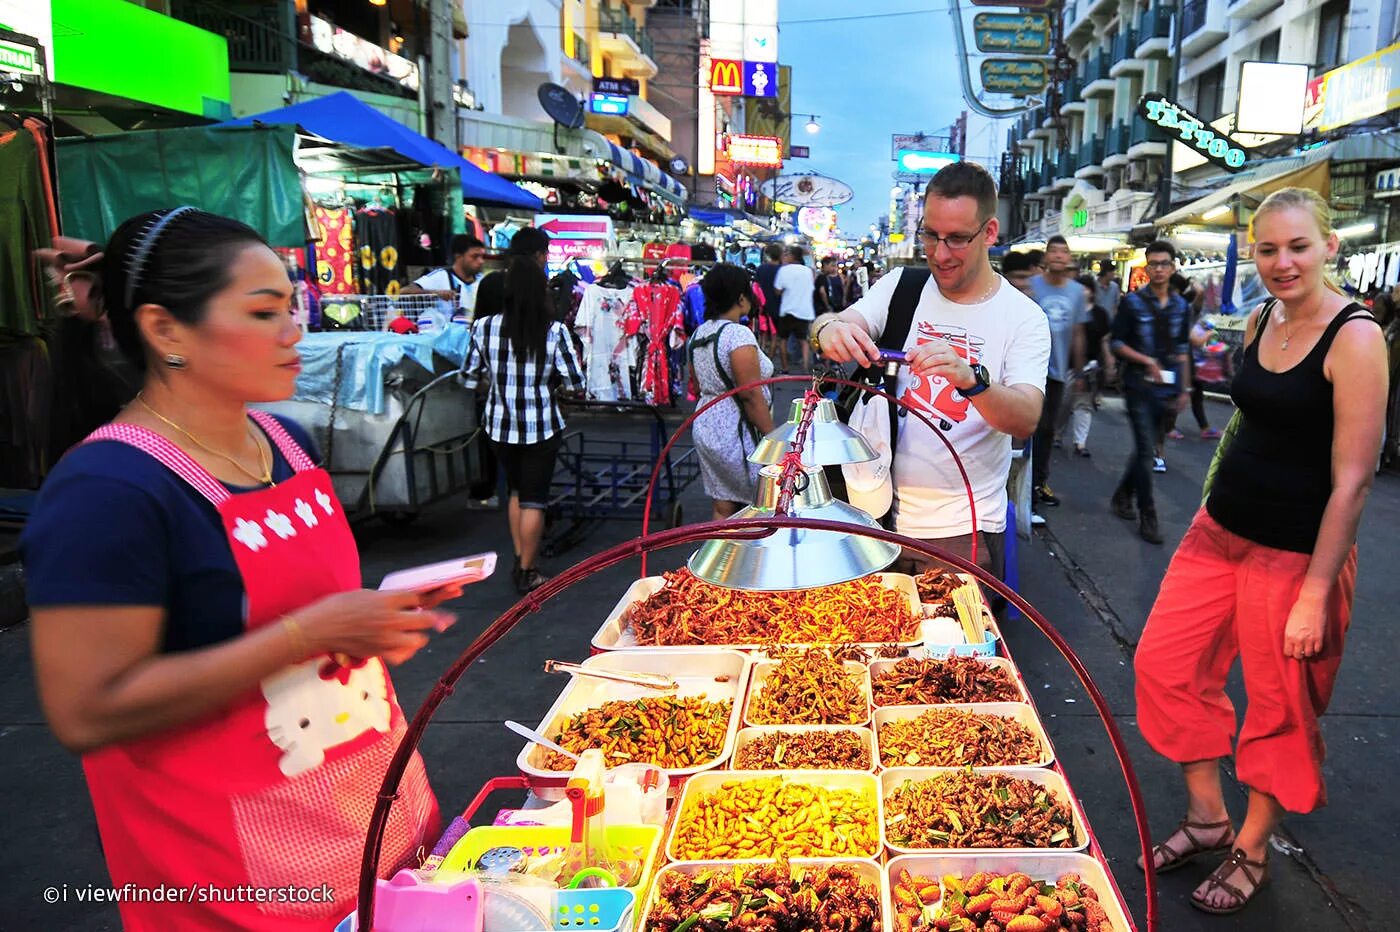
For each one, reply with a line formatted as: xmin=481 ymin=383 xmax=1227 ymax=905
xmin=1109 ymin=240 xmax=1192 ymax=544
xmin=811 ymin=162 xmax=1050 ymax=579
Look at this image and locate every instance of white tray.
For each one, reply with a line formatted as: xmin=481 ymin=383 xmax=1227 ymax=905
xmin=731 ymin=725 xmax=879 ymax=773
xmin=641 ymin=859 xmax=890 ymax=932
xmin=515 ymin=649 xmax=750 ymax=797
xmin=887 ymin=852 xmax=1134 ymax=931
xmin=880 ymin=766 xmax=1090 ymax=855
xmin=743 ymin=659 xmax=872 ymax=727
xmin=665 ymin=770 xmax=883 ymax=862
xmin=869 ymin=655 xmax=1029 ymax=706
xmin=873 ymin=702 xmax=1055 ymax=769
xmin=590 ymin=573 xmax=923 ymax=651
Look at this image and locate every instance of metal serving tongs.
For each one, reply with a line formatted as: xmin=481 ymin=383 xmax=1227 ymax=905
xmin=543 ymin=660 xmax=679 ymax=692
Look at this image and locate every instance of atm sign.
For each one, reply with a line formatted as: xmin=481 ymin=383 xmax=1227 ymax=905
xmin=709 ymin=58 xmax=744 ymax=95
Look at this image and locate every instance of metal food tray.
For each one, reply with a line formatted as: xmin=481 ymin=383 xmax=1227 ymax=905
xmin=516 ymin=649 xmax=751 ymax=798
xmin=869 ymin=656 xmax=1029 ymax=706
xmin=886 ymin=852 xmax=1134 ymax=932
xmin=639 ymin=859 xmax=890 ymax=932
xmin=589 ymin=573 xmax=923 ymax=652
xmin=880 ymin=766 xmax=1090 ymax=855
xmin=873 ymin=702 xmax=1055 ymax=769
xmin=743 ymin=659 xmax=872 ymax=727
xmin=664 ymin=770 xmax=884 ymax=862
xmin=731 ymin=725 xmax=879 ymax=773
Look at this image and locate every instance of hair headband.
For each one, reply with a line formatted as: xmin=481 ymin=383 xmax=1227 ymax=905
xmin=124 ymin=206 xmax=197 ymax=310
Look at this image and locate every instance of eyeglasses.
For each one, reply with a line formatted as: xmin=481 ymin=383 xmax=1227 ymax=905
xmin=1146 ymin=260 xmax=1175 ymax=269
xmin=916 ymin=218 xmax=991 ymax=251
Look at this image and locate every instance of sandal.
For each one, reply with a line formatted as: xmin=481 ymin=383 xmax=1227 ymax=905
xmin=1136 ymin=818 xmax=1235 ymax=873
xmin=1192 ymin=848 xmax=1270 ymax=915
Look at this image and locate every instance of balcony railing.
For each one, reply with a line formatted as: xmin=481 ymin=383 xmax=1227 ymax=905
xmin=1105 ymin=123 xmax=1130 ymax=156
xmin=1130 ymin=113 xmax=1168 ymax=145
xmin=1081 ymin=50 xmax=1108 ymax=84
xmin=599 ymin=6 xmax=655 ymax=61
xmin=1079 ymin=135 xmax=1105 ymax=167
xmin=1111 ymin=27 xmax=1139 ymax=62
xmin=1062 ymin=72 xmax=1083 ymax=102
xmin=1182 ymin=0 xmax=1209 ymax=36
xmin=1137 ymin=4 xmax=1173 ymax=40
xmin=1057 ymin=150 xmax=1075 ymax=177
xmin=169 ymin=0 xmax=292 ymax=74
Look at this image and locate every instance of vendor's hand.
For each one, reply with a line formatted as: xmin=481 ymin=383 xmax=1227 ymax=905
xmin=293 ymin=589 xmax=455 ymax=665
xmin=418 ymin=583 xmax=466 ymax=609
xmin=819 ymin=320 xmax=880 ymax=368
xmin=1282 ymin=593 xmax=1327 ymax=660
xmin=907 ymin=338 xmax=974 ymax=391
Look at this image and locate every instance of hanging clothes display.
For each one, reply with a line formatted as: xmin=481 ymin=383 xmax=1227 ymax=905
xmin=0 ymin=117 xmax=59 ymax=337
xmin=575 ymin=282 xmax=638 ymax=402
xmin=632 ymin=282 xmax=684 ymax=406
xmin=354 ymin=206 xmax=401 ymax=296
xmin=310 ymin=206 xmax=358 ymax=296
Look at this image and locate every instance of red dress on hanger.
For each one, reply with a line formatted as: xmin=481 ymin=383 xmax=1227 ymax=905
xmin=632 ymin=282 xmax=684 ymax=405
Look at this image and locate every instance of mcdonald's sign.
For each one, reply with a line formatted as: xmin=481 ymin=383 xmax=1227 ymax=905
xmin=709 ymin=58 xmax=744 ymax=95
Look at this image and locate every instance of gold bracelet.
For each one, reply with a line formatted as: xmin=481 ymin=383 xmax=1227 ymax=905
xmin=810 ymin=316 xmax=840 ymax=354
xmin=281 ymin=615 xmax=310 ymax=659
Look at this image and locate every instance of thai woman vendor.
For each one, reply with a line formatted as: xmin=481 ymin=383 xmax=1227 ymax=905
xmin=22 ymin=208 xmax=450 ymax=930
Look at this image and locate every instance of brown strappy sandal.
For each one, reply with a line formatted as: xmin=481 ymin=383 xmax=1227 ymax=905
xmin=1135 ymin=818 xmax=1235 ymax=873
xmin=1192 ymin=848 xmax=1271 ymax=915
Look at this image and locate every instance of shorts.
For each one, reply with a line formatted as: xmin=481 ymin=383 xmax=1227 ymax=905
xmin=777 ymin=315 xmax=811 ymax=340
xmin=491 ymin=434 xmax=563 ymax=510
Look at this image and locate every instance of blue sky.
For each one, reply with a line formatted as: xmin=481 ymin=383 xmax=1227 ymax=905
xmin=779 ymin=1 xmax=965 ymax=236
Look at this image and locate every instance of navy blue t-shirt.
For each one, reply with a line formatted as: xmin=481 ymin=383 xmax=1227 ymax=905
xmin=20 ymin=415 xmax=321 ymax=654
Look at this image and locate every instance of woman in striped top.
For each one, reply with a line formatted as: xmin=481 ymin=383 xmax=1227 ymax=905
xmin=462 ymin=228 xmax=584 ymax=592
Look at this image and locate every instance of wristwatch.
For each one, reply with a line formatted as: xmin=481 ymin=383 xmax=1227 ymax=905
xmin=810 ymin=317 xmax=840 ymax=354
xmin=961 ymin=364 xmax=992 ymax=398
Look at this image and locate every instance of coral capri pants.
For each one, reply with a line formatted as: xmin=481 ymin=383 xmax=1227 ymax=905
xmin=1133 ymin=509 xmax=1356 ymax=814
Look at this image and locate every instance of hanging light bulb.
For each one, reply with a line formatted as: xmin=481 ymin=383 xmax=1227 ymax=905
xmin=749 ymin=397 xmax=877 ymax=467
xmin=805 ymin=116 xmax=822 ymax=135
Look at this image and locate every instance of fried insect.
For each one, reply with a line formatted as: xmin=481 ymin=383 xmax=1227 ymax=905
xmin=627 ymin=569 xmax=918 ymax=646
xmin=916 ymin=569 xmax=963 ymax=603
xmin=541 ymin=696 xmax=731 ymax=771
xmin=748 ymin=648 xmax=868 ymax=725
xmin=884 ymin=771 xmax=1076 ymax=850
xmin=734 ymin=729 xmax=872 ymax=770
xmin=646 ymin=859 xmax=883 ymax=932
xmin=877 ymin=707 xmax=1042 ymax=767
xmin=670 ymin=776 xmax=880 ymax=860
xmin=889 ymin=868 xmax=1115 ymax=931
xmin=872 ymin=656 xmax=1021 ymax=706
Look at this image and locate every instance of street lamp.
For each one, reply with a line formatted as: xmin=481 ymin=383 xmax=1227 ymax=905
xmin=805 ymin=115 xmax=822 ymax=134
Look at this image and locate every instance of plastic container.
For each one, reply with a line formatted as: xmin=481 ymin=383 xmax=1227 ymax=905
xmin=516 ymin=649 xmax=750 ymax=796
xmin=919 ymin=604 xmax=1000 ymax=657
xmin=873 ymin=701 xmax=1055 ymax=769
xmin=336 ymin=887 xmax=634 ymax=932
xmin=437 ymin=823 xmax=663 ymax=893
xmin=731 ymin=725 xmax=879 ymax=773
xmin=742 ymin=659 xmax=872 ymax=727
xmin=868 ymin=655 xmax=1029 ymax=706
xmin=640 ymin=859 xmax=890 ymax=931
xmin=664 ymin=769 xmax=883 ymax=862
xmin=879 ymin=766 xmax=1090 ymax=855
xmin=886 ymin=852 xmax=1134 ymax=932
xmin=589 ymin=573 xmax=923 ymax=652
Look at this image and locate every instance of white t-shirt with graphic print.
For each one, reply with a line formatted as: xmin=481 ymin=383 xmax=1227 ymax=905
xmin=847 ymin=268 xmax=1050 ymax=539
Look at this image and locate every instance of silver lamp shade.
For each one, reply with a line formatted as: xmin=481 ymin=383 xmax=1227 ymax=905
xmin=748 ymin=397 xmax=878 ymax=467
xmin=687 ymin=464 xmax=899 ymax=591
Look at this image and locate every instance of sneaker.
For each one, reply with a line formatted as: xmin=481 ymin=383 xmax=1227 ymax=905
xmin=1139 ymin=509 xmax=1164 ymax=545
xmin=517 ymin=566 xmax=551 ymax=594
xmin=1152 ymin=457 xmax=1167 ymax=473
xmin=467 ymin=495 xmax=501 ymax=511
xmin=1034 ymin=485 xmax=1062 ymax=506
xmin=1201 ymin=428 xmax=1222 ymax=440
xmin=1166 ymin=429 xmax=1185 ymax=440
xmin=1031 ymin=512 xmax=1047 ymax=527
xmin=1111 ymin=487 xmax=1137 ymax=521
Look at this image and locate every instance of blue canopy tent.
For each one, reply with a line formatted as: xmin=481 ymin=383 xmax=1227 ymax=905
xmin=220 ymin=92 xmax=542 ymax=211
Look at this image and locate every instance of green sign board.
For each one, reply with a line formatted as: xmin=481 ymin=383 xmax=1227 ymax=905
xmin=980 ymin=58 xmax=1048 ymax=97
xmin=51 ymin=0 xmax=231 ymax=118
xmin=1071 ymin=209 xmax=1088 ymax=228
xmin=974 ymin=13 xmax=1051 ymax=54
xmin=0 ymin=36 xmax=38 ymax=75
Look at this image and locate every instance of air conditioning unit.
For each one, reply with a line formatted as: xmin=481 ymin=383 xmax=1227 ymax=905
xmin=1127 ymin=160 xmax=1149 ymax=185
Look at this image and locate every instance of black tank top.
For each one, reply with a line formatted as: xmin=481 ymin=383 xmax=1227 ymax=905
xmin=1206 ymin=301 xmax=1377 ymax=553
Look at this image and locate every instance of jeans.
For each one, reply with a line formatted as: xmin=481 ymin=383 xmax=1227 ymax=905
xmin=1120 ymin=382 xmax=1166 ymax=511
xmin=1032 ymin=378 xmax=1065 ymax=490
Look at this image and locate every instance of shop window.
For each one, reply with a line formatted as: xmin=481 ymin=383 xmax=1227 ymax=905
xmin=1316 ymin=0 xmax=1347 ymax=71
xmin=1195 ymin=62 xmax=1225 ymax=120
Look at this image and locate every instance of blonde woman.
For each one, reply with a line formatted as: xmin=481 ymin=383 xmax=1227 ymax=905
xmin=1133 ymin=188 xmax=1387 ymax=913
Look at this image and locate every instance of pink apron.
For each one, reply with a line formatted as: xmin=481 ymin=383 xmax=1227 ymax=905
xmin=80 ymin=412 xmax=437 ymax=930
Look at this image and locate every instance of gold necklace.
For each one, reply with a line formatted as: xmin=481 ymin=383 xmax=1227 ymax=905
xmin=136 ymin=393 xmax=273 ymax=486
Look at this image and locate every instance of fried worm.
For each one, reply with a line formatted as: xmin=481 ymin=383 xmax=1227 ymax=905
xmin=541 ymin=696 xmax=731 ymax=771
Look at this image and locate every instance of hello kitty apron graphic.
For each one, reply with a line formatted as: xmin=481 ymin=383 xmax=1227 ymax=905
xmin=78 ymin=415 xmax=436 ymax=930
xmin=901 ymin=322 xmax=987 ymax=429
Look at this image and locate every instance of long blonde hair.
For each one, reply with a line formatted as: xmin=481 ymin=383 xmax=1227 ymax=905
xmin=1252 ymin=186 xmax=1345 ymax=296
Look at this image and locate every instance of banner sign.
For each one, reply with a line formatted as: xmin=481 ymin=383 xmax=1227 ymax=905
xmin=980 ymin=58 xmax=1048 ymax=96
xmin=727 ymin=134 xmax=783 ymax=167
xmin=760 ymin=172 xmax=853 ymax=207
xmin=593 ymin=76 xmax=639 ymax=96
xmin=743 ymin=60 xmax=777 ymax=97
xmin=1139 ymin=94 xmax=1247 ymax=171
xmin=971 ymin=0 xmax=1054 ymax=9
xmin=973 ymin=13 xmax=1051 ymax=54
xmin=1304 ymin=41 xmax=1400 ymax=132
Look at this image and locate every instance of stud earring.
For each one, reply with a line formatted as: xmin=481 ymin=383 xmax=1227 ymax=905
xmin=164 ymin=353 xmax=187 ymax=370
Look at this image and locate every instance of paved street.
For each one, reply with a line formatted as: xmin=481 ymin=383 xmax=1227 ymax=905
xmin=1 ymin=392 xmax=1395 ymax=931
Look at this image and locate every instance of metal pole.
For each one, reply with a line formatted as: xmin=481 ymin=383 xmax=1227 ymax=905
xmin=1156 ymin=0 xmax=1186 ymax=219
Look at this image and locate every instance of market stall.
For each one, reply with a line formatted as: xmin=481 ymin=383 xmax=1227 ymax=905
xmin=338 ymin=377 xmax=1156 ymax=932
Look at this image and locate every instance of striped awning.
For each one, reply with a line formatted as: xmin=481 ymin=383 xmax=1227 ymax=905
xmin=605 ymin=141 xmax=687 ymax=204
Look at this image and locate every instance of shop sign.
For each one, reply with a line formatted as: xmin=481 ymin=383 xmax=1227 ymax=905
xmin=593 ymin=76 xmax=639 ymax=96
xmin=760 ymin=172 xmax=853 ymax=207
xmin=1305 ymin=42 xmax=1400 ymax=132
xmin=742 ymin=60 xmax=776 ymax=97
xmin=789 ymin=145 xmax=810 ymax=158
xmin=310 ymin=15 xmax=419 ymax=91
xmin=971 ymin=0 xmax=1054 ymax=9
xmin=0 ymin=36 xmax=39 ymax=75
xmin=0 ymin=0 xmax=52 ymax=78
xmin=538 ymin=216 xmax=613 ymax=238
xmin=589 ymin=93 xmax=629 ymax=116
xmin=1139 ymin=94 xmax=1247 ymax=172
xmin=709 ymin=58 xmax=744 ymax=95
xmin=797 ymin=207 xmax=837 ymax=241
xmin=1375 ymin=167 xmax=1400 ymax=198
xmin=980 ymin=59 xmax=1047 ymax=97
xmin=726 ymin=134 xmax=783 ymax=167
xmin=973 ymin=13 xmax=1051 ymax=54
xmin=896 ymin=149 xmax=959 ymax=174
xmin=1070 ymin=209 xmax=1088 ymax=229
xmin=1343 ymin=241 xmax=1400 ymax=291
